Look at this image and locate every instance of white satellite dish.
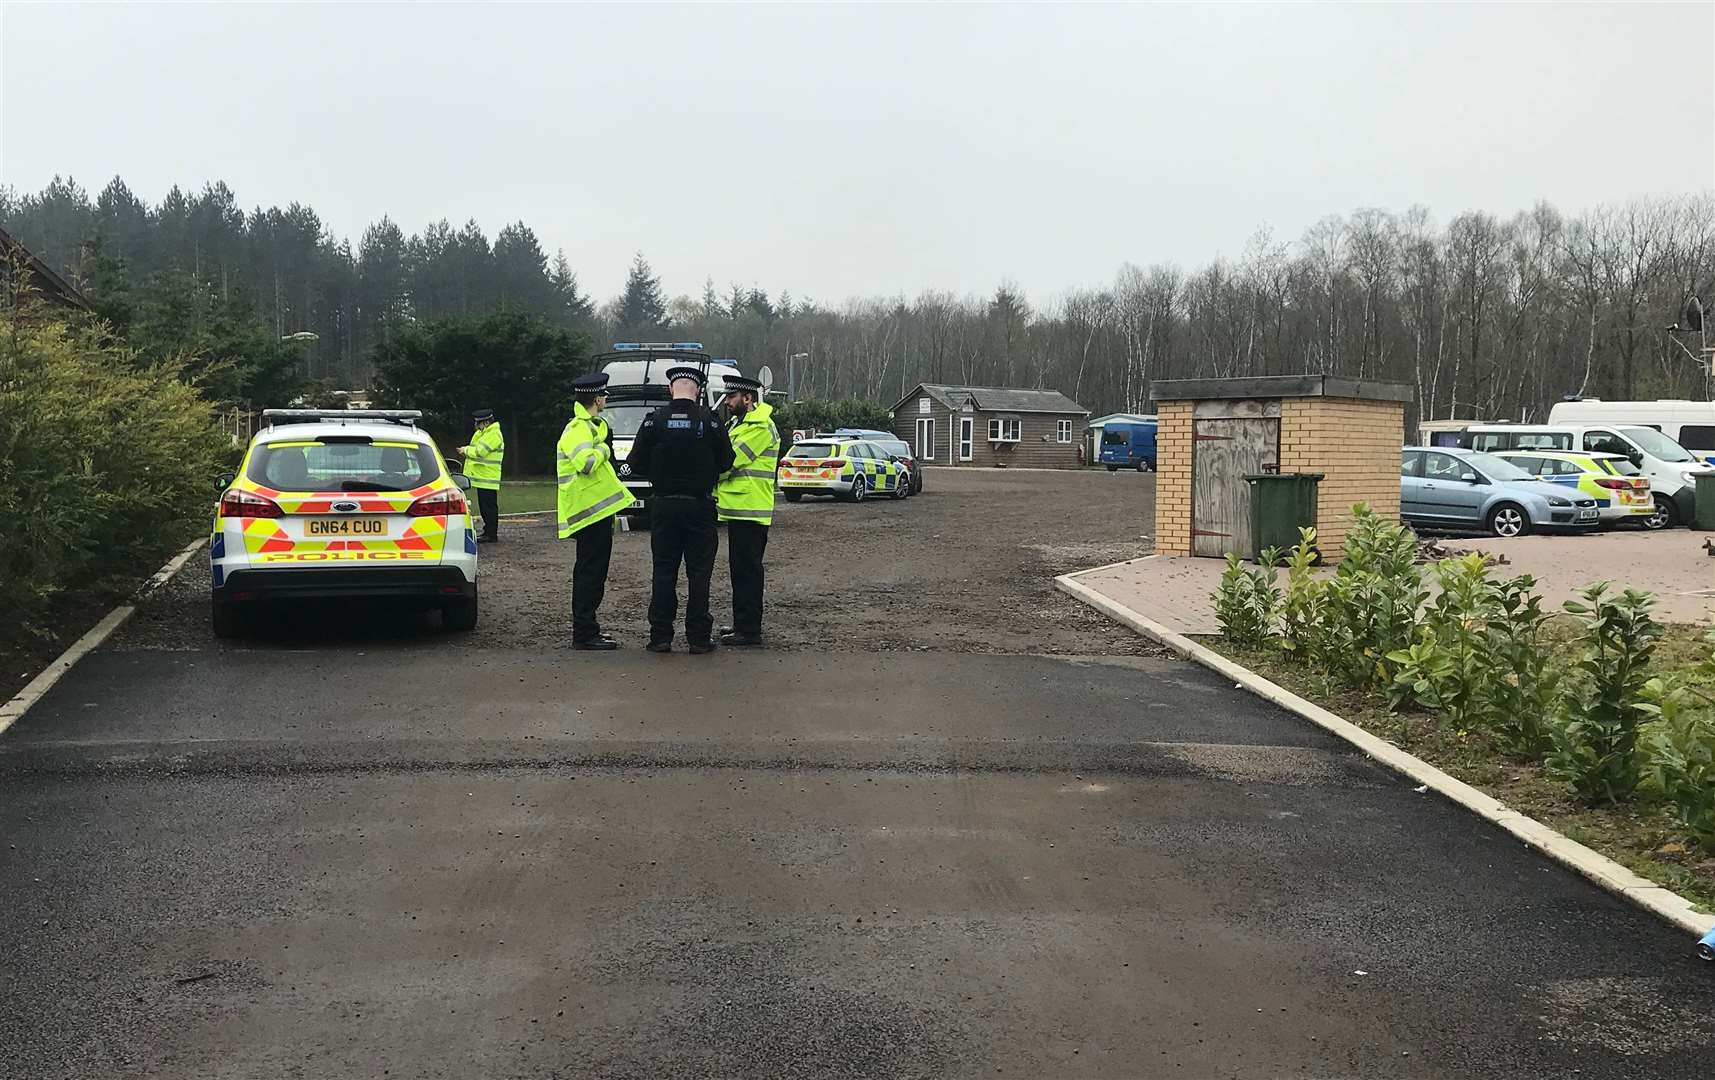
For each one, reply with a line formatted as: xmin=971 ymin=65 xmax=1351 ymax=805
xmin=757 ymin=365 xmax=774 ymax=391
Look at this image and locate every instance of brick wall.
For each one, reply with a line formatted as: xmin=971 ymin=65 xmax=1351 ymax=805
xmin=1278 ymin=397 xmax=1404 ymax=558
xmin=1154 ymin=400 xmax=1194 ymax=555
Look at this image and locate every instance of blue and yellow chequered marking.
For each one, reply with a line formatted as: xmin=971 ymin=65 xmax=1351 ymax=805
xmin=1495 ymin=450 xmax=1654 ymax=517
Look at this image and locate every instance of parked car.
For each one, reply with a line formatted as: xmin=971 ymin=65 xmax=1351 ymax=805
xmin=1401 ymin=447 xmax=1600 ymax=537
xmin=830 ymin=428 xmax=923 ymax=493
xmin=1460 ymin=422 xmax=1709 ymax=528
xmin=1098 ymin=419 xmax=1158 ymax=471
xmin=210 ymin=409 xmax=479 ymax=636
xmin=1491 ymin=450 xmax=1654 ymax=528
xmin=778 ymin=438 xmax=913 ymax=502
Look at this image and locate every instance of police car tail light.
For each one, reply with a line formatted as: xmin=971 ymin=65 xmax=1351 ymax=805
xmin=408 ymin=489 xmax=467 ymax=517
xmin=219 ymin=489 xmax=282 ymax=519
xmin=1594 ymin=478 xmax=1628 ymax=490
xmin=821 ymin=459 xmax=846 ymax=468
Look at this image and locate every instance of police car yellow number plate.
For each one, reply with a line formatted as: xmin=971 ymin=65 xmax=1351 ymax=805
xmin=306 ymin=517 xmax=388 ymax=537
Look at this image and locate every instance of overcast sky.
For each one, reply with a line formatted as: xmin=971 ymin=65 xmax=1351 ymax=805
xmin=3 ymin=2 xmax=1711 ymax=305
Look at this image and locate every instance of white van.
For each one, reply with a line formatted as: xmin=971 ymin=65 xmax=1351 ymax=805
xmin=1461 ymin=422 xmax=1711 ymax=528
xmin=1547 ymin=399 xmax=1715 ymax=465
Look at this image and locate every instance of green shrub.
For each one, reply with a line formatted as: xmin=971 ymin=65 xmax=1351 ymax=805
xmin=0 ymin=309 xmax=225 ymax=638
xmin=1386 ymin=556 xmax=1558 ymax=753
xmin=1320 ymin=505 xmax=1424 ymax=689
xmin=1547 ymin=585 xmax=1661 ymax=805
xmin=1213 ymin=550 xmax=1282 ymax=647
xmin=1643 ymin=679 xmax=1715 ymax=845
xmin=1277 ymin=528 xmax=1328 ymax=662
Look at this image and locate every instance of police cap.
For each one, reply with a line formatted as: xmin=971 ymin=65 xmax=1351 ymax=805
xmin=722 ymin=374 xmax=762 ymax=394
xmin=664 ymin=366 xmax=706 ymax=388
xmin=572 ymin=372 xmax=610 ymax=392
xmin=471 ymin=407 xmax=495 ymax=422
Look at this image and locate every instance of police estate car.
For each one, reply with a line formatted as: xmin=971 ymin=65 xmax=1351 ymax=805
xmin=210 ymin=409 xmax=479 ymax=636
xmin=778 ymin=437 xmax=913 ymax=502
xmin=1492 ymin=449 xmax=1655 ymax=526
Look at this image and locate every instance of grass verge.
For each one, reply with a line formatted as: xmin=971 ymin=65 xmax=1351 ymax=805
xmin=499 ymin=480 xmax=558 ymax=515
xmin=1205 ymin=622 xmax=1715 ymax=915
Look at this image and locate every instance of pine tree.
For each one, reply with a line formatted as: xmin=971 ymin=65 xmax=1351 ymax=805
xmin=618 ymin=252 xmax=666 ymax=336
xmin=550 ymin=250 xmax=594 ymax=326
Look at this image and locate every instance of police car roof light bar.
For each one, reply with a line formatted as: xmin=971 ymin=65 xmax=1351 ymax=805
xmin=262 ymin=408 xmax=422 ymax=428
xmin=610 ymin=342 xmax=705 ymax=351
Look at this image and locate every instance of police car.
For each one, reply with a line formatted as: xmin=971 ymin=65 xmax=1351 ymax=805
xmin=1491 ymin=449 xmax=1655 ymax=526
xmin=210 ymin=410 xmax=480 ymax=636
xmin=778 ymin=436 xmax=913 ymax=502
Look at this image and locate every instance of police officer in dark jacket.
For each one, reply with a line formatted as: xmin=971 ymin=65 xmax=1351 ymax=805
xmin=625 ymin=366 xmax=735 ymax=653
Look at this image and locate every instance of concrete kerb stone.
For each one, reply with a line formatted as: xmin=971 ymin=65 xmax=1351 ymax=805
xmin=1053 ymin=566 xmax=1715 ymax=938
xmin=0 ymin=537 xmax=208 ymax=739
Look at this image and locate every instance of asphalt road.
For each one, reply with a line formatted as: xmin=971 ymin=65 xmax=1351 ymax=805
xmin=3 ymin=468 xmax=1711 ymax=1079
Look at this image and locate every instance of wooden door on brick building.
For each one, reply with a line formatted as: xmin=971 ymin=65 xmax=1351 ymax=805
xmin=1191 ymin=400 xmax=1280 ymax=558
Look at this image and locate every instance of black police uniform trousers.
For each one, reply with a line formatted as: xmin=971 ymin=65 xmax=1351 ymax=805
xmin=476 ymin=487 xmax=499 ymax=539
xmin=726 ymin=521 xmax=769 ymax=637
xmin=571 ymin=517 xmax=613 ymax=643
xmin=648 ymin=496 xmax=718 ymax=645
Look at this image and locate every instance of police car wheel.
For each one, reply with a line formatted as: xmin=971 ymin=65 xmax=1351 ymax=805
xmin=442 ymin=589 xmax=479 ymax=632
xmin=849 ymin=476 xmax=867 ymax=502
xmin=211 ymin=598 xmax=245 ymax=639
xmin=892 ymin=475 xmax=909 ymax=500
xmin=784 ymin=492 xmax=803 ymax=502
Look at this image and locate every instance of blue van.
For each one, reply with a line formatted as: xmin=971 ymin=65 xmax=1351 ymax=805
xmin=1098 ymin=419 xmax=1158 ymax=471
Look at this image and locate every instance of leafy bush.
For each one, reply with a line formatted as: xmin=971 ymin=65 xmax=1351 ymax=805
xmin=1643 ymin=679 xmax=1715 ymax=845
xmin=1319 ymin=505 xmax=1424 ymax=689
xmin=1277 ymin=529 xmax=1329 ymax=662
xmin=1386 ymin=557 xmax=1558 ymax=754
xmin=1547 ymin=585 xmax=1661 ymax=805
xmin=1212 ymin=505 xmax=1715 ymax=847
xmin=1213 ymin=551 xmax=1282 ymax=647
xmin=0 ymin=308 xmax=225 ymax=637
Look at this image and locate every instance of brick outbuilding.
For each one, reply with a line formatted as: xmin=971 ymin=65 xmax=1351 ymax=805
xmin=1150 ymin=376 xmax=1412 ymax=560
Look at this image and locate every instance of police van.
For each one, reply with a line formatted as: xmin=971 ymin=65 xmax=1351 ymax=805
xmin=597 ymin=343 xmax=747 ymax=513
xmin=1547 ymin=398 xmax=1715 ymax=466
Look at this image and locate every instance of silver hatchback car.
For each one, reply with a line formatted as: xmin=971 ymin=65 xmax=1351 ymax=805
xmin=1401 ymin=447 xmax=1600 ymax=537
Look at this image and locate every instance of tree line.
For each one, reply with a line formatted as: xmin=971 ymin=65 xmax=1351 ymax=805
xmin=3 ymin=175 xmax=1710 ymax=423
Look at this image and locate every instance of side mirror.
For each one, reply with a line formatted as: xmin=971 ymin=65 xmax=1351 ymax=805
xmin=216 ymin=470 xmax=236 ymax=491
xmin=1627 ymin=451 xmax=1643 ymax=466
xmin=450 ymin=472 xmax=473 ymax=492
xmin=1460 ymin=471 xmax=1482 ymax=484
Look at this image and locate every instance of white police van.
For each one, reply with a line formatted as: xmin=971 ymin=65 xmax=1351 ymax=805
xmin=597 ymin=343 xmax=746 ymax=512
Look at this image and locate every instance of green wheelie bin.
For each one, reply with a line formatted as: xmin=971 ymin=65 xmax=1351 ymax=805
xmin=1243 ymin=471 xmax=1323 ymax=562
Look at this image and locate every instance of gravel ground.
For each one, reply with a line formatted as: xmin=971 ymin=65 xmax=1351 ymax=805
xmin=114 ymin=467 xmax=1162 ymax=656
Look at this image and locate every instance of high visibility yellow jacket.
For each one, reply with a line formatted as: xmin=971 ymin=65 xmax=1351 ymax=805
xmin=465 ymin=422 xmax=504 ymax=490
xmin=716 ymin=401 xmax=780 ymax=525
xmin=555 ymin=403 xmax=629 ymax=538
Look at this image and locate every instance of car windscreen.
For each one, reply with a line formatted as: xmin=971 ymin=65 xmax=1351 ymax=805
xmin=248 ymin=438 xmax=438 ymax=492
xmin=1465 ymin=452 xmax=1532 ymax=482
xmin=600 ymin=401 xmax=657 ymax=439
xmin=786 ymin=442 xmax=836 ymax=460
xmin=1101 ymin=430 xmax=1129 ymax=445
xmin=1597 ymin=457 xmax=1643 ymax=476
xmin=1621 ymin=426 xmax=1696 ymax=463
